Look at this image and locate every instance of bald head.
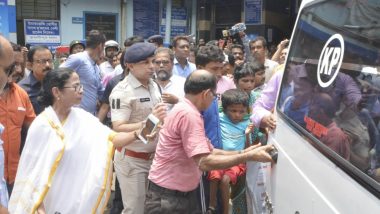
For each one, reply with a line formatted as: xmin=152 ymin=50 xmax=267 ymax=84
xmin=0 ymin=35 xmax=14 ymax=67
xmin=184 ymin=69 xmax=216 ymax=95
xmin=0 ymin=36 xmax=14 ymax=94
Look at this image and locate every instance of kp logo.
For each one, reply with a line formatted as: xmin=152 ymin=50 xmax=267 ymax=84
xmin=317 ymin=34 xmax=344 ymax=88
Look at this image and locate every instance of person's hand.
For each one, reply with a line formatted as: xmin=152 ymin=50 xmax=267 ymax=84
xmin=278 ymin=39 xmax=289 ymax=50
xmin=235 ymin=59 xmax=244 ymax=67
xmin=261 ymin=113 xmax=276 ymax=131
xmin=162 ymin=93 xmax=179 ymax=104
xmin=152 ymin=102 xmax=167 ymax=121
xmin=245 ymin=144 xmax=275 ymax=163
xmin=37 ymin=203 xmax=46 ymax=214
xmin=146 ymin=123 xmax=163 ymax=143
xmin=245 ymin=123 xmax=254 ymax=135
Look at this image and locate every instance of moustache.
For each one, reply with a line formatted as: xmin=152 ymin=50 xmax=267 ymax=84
xmin=156 ymin=70 xmax=171 ymax=81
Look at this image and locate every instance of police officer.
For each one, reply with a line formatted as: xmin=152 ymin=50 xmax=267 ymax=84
xmin=109 ymin=42 xmax=164 ymax=214
xmin=147 ymin=35 xmax=164 ymax=48
xmin=69 ymin=40 xmax=85 ymax=55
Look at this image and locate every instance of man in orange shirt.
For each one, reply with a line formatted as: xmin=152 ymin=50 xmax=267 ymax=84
xmin=0 ymin=43 xmax=36 ymax=196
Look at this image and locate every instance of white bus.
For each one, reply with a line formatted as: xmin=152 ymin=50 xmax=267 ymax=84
xmin=267 ymin=0 xmax=380 ymax=213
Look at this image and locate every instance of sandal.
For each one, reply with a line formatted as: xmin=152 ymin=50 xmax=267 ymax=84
xmin=206 ymin=206 xmax=216 ymax=214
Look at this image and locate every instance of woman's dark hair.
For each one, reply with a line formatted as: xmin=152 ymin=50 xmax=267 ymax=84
xmin=234 ymin=61 xmax=265 ymax=82
xmin=221 ymin=89 xmax=249 ymax=110
xmin=184 ymin=71 xmax=216 ymax=95
xmin=38 ymin=68 xmax=74 ymax=107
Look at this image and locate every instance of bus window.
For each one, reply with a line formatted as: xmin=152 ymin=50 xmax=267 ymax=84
xmin=277 ymin=0 xmax=380 ymax=187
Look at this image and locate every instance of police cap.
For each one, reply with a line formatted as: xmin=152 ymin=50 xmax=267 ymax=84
xmin=147 ymin=35 xmax=164 ymax=46
xmin=124 ymin=43 xmax=156 ymax=63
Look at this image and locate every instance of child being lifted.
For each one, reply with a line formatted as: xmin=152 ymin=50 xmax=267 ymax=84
xmin=207 ymin=89 xmax=254 ymax=214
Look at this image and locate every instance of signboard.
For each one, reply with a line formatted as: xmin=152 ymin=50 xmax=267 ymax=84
xmin=72 ymin=17 xmax=83 ymax=24
xmin=245 ymin=0 xmax=262 ymax=25
xmin=24 ymin=19 xmax=61 ymax=52
xmin=133 ymin=0 xmax=159 ymax=38
xmin=84 ymin=13 xmax=117 ymax=40
xmin=0 ymin=0 xmax=9 ymax=38
xmin=160 ymin=6 xmax=187 ymax=38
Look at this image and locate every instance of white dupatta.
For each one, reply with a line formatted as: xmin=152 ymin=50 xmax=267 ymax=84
xmin=9 ymin=106 xmax=114 ymax=214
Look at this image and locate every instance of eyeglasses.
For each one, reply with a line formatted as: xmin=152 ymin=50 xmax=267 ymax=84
xmin=153 ymin=60 xmax=170 ymax=66
xmin=34 ymin=59 xmax=53 ymax=64
xmin=63 ymin=84 xmax=83 ymax=92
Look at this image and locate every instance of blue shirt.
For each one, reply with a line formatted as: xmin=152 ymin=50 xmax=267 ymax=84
xmin=172 ymin=58 xmax=196 ymax=78
xmin=202 ymin=98 xmax=222 ymax=149
xmin=60 ymin=51 xmax=103 ymax=114
xmin=220 ymin=112 xmax=250 ymax=151
xmin=19 ymin=73 xmax=43 ymax=114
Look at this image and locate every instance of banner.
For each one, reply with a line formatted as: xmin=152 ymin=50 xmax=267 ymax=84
xmin=24 ymin=19 xmax=61 ymax=52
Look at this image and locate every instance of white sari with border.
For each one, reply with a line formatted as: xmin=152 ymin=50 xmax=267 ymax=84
xmin=9 ymin=106 xmax=114 ymax=214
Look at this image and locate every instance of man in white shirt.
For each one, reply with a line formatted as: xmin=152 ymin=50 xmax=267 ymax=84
xmin=154 ymin=47 xmax=186 ymax=111
xmin=99 ymin=40 xmax=120 ymax=79
xmin=249 ymin=36 xmax=278 ymax=82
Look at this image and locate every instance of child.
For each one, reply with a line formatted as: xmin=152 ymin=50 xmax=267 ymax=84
xmin=208 ymin=89 xmax=253 ymax=214
xmin=234 ymin=62 xmax=270 ymax=214
xmin=233 ymin=61 xmax=266 ymax=144
xmin=233 ymin=61 xmax=266 ymax=113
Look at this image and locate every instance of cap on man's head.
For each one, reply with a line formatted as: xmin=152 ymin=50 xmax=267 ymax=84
xmin=147 ymin=35 xmax=164 ymax=46
xmin=69 ymin=40 xmax=85 ymax=53
xmin=124 ymin=43 xmax=156 ymax=63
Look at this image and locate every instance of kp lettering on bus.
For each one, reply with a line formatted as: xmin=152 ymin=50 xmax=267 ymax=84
xmin=317 ymin=34 xmax=344 ymax=88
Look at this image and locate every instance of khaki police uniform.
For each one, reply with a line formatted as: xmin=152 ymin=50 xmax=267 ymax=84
xmin=110 ymin=73 xmax=161 ymax=214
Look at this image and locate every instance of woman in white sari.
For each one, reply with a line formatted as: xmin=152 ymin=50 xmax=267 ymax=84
xmin=8 ymin=68 xmax=166 ymax=214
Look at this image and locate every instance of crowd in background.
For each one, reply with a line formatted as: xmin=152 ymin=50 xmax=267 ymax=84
xmin=1 ymin=19 xmax=378 ymax=214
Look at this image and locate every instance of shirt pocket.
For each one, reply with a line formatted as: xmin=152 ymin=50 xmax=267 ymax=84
xmin=130 ymin=98 xmax=153 ymax=122
xmin=10 ymin=106 xmax=27 ymax=128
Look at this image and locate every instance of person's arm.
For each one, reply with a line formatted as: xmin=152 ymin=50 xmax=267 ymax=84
xmin=37 ymin=203 xmax=46 ymax=214
xmin=111 ymin=130 xmax=139 ymax=148
xmin=22 ymin=86 xmax=36 ymax=128
xmin=113 ymin=102 xmax=167 ymax=132
xmin=161 ymin=93 xmax=179 ymax=104
xmin=251 ymin=71 xmax=283 ymax=128
xmin=193 ymin=144 xmax=274 ymax=171
xmin=271 ymin=39 xmax=288 ymax=63
xmin=112 ymin=120 xmax=144 ymax=132
xmin=97 ymin=103 xmax=110 ymax=123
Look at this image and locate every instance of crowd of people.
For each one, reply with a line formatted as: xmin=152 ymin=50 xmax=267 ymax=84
xmin=5 ymin=20 xmax=366 ymax=214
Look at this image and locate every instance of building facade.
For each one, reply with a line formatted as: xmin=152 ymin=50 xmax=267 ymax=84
xmin=1 ymin=0 xmax=300 ymax=49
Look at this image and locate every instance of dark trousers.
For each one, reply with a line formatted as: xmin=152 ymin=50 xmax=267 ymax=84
xmin=110 ymin=177 xmax=124 ymax=214
xmin=6 ymin=182 xmax=13 ymax=198
xmin=196 ymin=173 xmax=223 ymax=214
xmin=144 ymin=181 xmax=201 ymax=214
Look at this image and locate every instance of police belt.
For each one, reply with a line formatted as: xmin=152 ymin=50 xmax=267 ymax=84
xmin=116 ymin=147 xmax=153 ymax=160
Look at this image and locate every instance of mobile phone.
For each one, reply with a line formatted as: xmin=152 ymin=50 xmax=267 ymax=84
xmin=138 ymin=114 xmax=160 ymax=144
